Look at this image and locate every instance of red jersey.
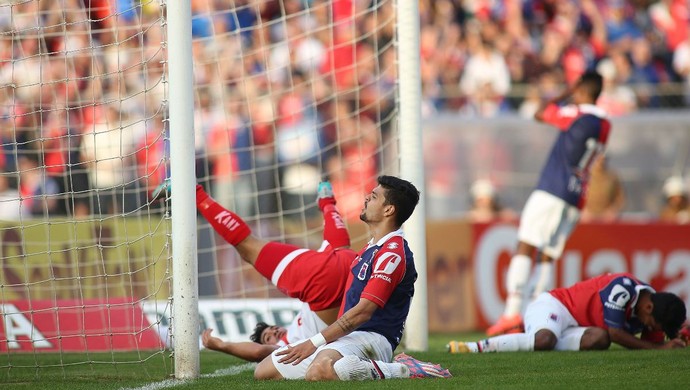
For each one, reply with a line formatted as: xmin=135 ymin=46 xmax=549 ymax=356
xmin=550 ymin=273 xmax=653 ymax=334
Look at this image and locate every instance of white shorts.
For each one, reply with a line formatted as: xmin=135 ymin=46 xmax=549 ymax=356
xmin=524 ymin=293 xmax=583 ymax=337
xmin=518 ymin=190 xmax=580 ymax=259
xmin=271 ymin=331 xmax=391 ymax=380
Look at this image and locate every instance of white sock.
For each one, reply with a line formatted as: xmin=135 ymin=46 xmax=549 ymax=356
xmin=333 ymin=355 xmax=409 ymax=380
xmin=531 ymin=261 xmax=553 ymax=299
xmin=504 ymin=254 xmax=532 ymax=316
xmin=463 ymin=341 xmax=481 ymax=353
xmin=554 ymin=327 xmax=586 ymax=351
xmin=481 ymin=334 xmax=534 ymax=352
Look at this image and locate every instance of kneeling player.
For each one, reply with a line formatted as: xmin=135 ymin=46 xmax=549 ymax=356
xmin=196 ymin=182 xmax=355 ymax=362
xmin=449 ymin=272 xmax=687 ymax=353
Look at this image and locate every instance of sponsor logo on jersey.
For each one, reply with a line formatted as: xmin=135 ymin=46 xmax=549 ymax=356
xmin=372 ymin=273 xmax=392 ymax=283
xmin=387 ymin=242 xmax=399 ymax=250
xmin=605 ymin=284 xmax=630 ymax=310
xmin=373 ymin=252 xmax=402 ymax=275
xmin=214 ymin=211 xmax=241 ymax=231
xmin=549 ymin=313 xmax=558 ymax=322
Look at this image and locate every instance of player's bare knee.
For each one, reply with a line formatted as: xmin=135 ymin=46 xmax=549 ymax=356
xmin=254 ymin=357 xmax=281 ymax=380
xmin=304 ymin=356 xmax=337 ymax=381
xmin=580 ymin=328 xmax=610 ymax=350
xmin=533 ymin=330 xmax=557 ymax=351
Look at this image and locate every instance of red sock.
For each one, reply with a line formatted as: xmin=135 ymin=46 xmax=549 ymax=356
xmin=318 ymin=195 xmax=336 ymax=212
xmin=196 ymin=185 xmax=250 ymax=246
xmin=322 ymin=203 xmax=350 ymax=248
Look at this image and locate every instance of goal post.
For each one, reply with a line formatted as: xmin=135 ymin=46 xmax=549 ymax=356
xmin=167 ymin=0 xmax=200 ymax=379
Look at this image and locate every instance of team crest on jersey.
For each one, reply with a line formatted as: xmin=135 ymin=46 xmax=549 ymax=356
xmin=357 ymin=262 xmax=369 ymax=280
xmin=387 ymin=242 xmax=399 ymax=250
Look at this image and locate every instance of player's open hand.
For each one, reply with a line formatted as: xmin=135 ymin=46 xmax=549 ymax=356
xmin=660 ymin=338 xmax=687 ymax=349
xmin=276 ymin=341 xmax=316 ymax=365
xmin=201 ymin=328 xmax=222 ymax=351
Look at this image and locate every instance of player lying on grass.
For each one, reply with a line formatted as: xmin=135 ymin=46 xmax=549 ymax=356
xmin=448 ymin=272 xmax=687 ymax=353
xmin=253 ymin=176 xmax=451 ymax=381
xmin=194 ymin=181 xmax=355 ymax=362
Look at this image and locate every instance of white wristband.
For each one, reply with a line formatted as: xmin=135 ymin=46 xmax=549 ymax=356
xmin=310 ymin=332 xmax=327 ymax=348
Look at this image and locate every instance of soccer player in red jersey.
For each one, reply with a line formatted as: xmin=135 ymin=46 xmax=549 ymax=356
xmin=197 ymin=181 xmax=354 ymax=362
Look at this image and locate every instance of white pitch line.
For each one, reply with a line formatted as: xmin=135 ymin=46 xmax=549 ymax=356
xmin=119 ymin=363 xmax=256 ymax=390
xmin=201 ymin=363 xmax=256 ymax=378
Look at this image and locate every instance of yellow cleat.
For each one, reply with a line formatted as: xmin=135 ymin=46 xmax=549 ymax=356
xmin=446 ymin=340 xmax=471 ymax=354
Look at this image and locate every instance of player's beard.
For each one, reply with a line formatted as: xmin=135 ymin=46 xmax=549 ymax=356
xmin=360 ymin=200 xmax=369 ymax=222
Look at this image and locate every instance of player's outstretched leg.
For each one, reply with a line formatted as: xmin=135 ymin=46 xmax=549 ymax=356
xmin=327 ymin=354 xmax=449 ymax=381
xmin=447 ymin=333 xmax=534 ymax=353
xmin=393 ymin=353 xmax=452 ymax=378
xmin=317 ymin=181 xmax=350 ymax=249
xmin=196 ymin=184 xmax=251 ymax=246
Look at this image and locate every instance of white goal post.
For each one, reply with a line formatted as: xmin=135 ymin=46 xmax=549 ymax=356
xmin=167 ymin=0 xmax=200 ymax=379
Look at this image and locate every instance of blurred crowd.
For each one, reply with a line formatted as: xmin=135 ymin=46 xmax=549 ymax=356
xmin=1 ymin=0 xmax=689 ymax=221
xmin=418 ymin=0 xmax=690 ymax=117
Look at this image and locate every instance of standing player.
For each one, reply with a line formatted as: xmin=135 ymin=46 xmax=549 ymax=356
xmin=448 ymin=273 xmax=687 ymax=353
xmin=194 ymin=181 xmax=355 ymax=362
xmin=253 ymin=175 xmax=451 ymax=381
xmin=488 ymin=71 xmax=612 ymax=336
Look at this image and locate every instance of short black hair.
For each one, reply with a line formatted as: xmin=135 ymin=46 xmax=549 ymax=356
xmin=651 ymin=292 xmax=687 ymax=339
xmin=578 ymin=71 xmax=603 ymax=102
xmin=377 ymin=175 xmax=420 ymax=227
xmin=249 ymin=321 xmax=271 ymax=344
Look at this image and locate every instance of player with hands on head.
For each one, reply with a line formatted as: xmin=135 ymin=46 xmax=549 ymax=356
xmin=488 ymin=71 xmax=612 ymax=336
xmin=449 ymin=272 xmax=687 ymax=353
xmin=192 ymin=180 xmax=355 ymax=362
xmin=254 ymin=175 xmax=451 ymax=381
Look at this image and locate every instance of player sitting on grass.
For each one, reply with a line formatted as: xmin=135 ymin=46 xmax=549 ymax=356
xmin=253 ymin=176 xmax=451 ymax=381
xmin=448 ymin=272 xmax=687 ymax=353
xmin=191 ymin=181 xmax=354 ymax=362
xmin=165 ymin=177 xmax=449 ymax=378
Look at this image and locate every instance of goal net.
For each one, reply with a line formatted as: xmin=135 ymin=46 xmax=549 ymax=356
xmin=1 ymin=0 xmax=419 ymax=380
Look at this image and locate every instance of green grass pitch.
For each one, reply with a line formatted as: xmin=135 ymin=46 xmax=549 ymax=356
xmin=2 ymin=333 xmax=690 ymax=389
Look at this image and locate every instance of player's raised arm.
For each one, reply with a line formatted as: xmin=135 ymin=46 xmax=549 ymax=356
xmin=534 ymin=85 xmax=575 ymax=123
